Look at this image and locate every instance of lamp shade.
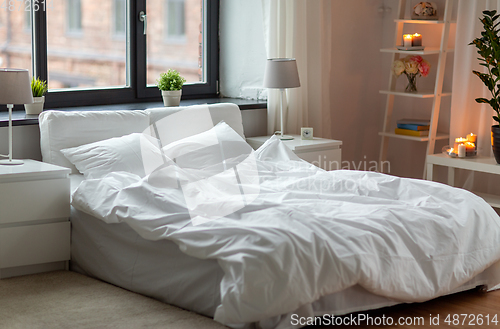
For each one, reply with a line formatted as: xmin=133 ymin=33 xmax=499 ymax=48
xmin=263 ymin=58 xmax=300 ymax=89
xmin=0 ymin=69 xmax=33 ymax=105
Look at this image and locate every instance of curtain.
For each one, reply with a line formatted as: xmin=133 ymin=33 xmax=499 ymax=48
xmin=261 ymin=0 xmax=333 ymax=137
xmin=451 ymin=0 xmax=500 ymax=156
xmin=450 ymin=0 xmax=500 ymax=191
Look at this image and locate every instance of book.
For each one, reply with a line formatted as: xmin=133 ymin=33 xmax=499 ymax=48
xmin=395 ymin=128 xmax=429 ymax=137
xmin=396 ymin=118 xmax=430 ymax=126
xmin=396 ymin=123 xmax=430 ymax=131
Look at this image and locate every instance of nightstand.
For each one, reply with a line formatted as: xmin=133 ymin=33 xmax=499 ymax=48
xmin=0 ymin=159 xmax=71 ymax=278
xmin=246 ymin=135 xmax=342 ymax=170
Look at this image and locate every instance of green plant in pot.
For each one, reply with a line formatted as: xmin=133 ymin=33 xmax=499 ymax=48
xmin=24 ymin=77 xmax=48 ymax=115
xmin=157 ymin=69 xmax=186 ymax=107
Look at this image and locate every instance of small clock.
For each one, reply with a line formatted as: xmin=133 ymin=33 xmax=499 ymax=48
xmin=301 ymin=127 xmax=313 ymax=140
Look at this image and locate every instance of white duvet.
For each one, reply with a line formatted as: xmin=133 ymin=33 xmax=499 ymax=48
xmin=72 ymin=136 xmax=500 ymax=326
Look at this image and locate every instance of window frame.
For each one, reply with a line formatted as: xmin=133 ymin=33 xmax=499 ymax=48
xmin=28 ymin=0 xmax=218 ymax=109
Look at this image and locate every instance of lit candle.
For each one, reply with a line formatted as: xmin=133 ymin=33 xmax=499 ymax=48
xmin=403 ymin=34 xmax=413 ymax=47
xmin=465 ymin=142 xmax=476 ymax=154
xmin=458 ymin=144 xmax=466 ymax=158
xmin=412 ymin=33 xmax=422 ymax=47
xmin=467 ymin=133 xmax=477 ymax=143
xmin=454 ymin=137 xmax=468 ymax=151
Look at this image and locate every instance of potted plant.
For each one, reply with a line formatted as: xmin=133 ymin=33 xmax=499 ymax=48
xmin=470 ymin=10 xmax=500 ymax=163
xmin=157 ymin=69 xmax=186 ymax=107
xmin=24 ymin=77 xmax=48 ymax=115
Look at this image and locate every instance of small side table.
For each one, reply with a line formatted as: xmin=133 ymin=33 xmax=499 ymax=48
xmin=0 ymin=159 xmax=71 ymax=278
xmin=426 ymin=154 xmax=500 ymax=208
xmin=246 ymin=135 xmax=342 ymax=170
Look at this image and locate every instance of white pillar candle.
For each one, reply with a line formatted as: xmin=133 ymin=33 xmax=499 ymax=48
xmin=403 ymin=34 xmax=413 ymax=47
xmin=458 ymin=144 xmax=466 ymax=158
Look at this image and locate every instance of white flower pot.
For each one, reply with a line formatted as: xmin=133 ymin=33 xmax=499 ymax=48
xmin=161 ymin=90 xmax=182 ymax=107
xmin=24 ymin=96 xmax=45 ymax=115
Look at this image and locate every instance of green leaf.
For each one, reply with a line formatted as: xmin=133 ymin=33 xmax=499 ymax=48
xmin=476 ymin=97 xmax=490 ymax=104
xmin=494 ymin=116 xmax=500 ymax=123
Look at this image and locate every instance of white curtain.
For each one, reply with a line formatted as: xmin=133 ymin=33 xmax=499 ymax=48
xmin=261 ymin=0 xmax=333 ymax=137
xmin=450 ymin=0 xmax=500 ymax=191
xmin=451 ymin=0 xmax=500 ymax=156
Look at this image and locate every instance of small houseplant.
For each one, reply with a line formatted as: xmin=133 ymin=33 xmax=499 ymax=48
xmin=24 ymin=77 xmax=48 ymax=115
xmin=157 ymin=69 xmax=186 ymax=107
xmin=391 ymin=55 xmax=431 ymax=92
xmin=470 ymin=10 xmax=500 ymax=163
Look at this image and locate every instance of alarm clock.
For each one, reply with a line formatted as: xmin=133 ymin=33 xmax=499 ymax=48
xmin=301 ymin=127 xmax=313 ymax=140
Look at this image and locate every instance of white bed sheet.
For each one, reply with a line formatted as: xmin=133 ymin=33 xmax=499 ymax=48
xmin=69 ymin=174 xmax=500 ymax=329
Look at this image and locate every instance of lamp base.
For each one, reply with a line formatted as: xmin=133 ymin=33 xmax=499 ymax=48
xmin=280 ymin=135 xmax=294 ymax=140
xmin=0 ymin=159 xmax=24 ymax=165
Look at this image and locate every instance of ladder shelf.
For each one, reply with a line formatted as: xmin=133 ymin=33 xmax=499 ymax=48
xmin=378 ymin=0 xmax=456 ymax=178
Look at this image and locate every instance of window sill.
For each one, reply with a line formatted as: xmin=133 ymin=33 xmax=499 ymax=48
xmin=0 ymin=97 xmax=267 ymax=128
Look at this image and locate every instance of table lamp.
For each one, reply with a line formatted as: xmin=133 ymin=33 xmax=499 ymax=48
xmin=263 ymin=58 xmax=300 ymax=140
xmin=0 ymin=68 xmax=33 ymax=165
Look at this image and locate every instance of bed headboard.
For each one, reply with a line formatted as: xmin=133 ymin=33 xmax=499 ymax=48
xmin=39 ymin=103 xmax=245 ymax=173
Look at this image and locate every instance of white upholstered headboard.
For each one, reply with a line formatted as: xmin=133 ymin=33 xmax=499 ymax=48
xmin=39 ymin=103 xmax=245 ymax=173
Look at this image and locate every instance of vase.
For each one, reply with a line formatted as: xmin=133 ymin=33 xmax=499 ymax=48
xmin=492 ymin=125 xmax=500 ymax=164
xmin=24 ymin=96 xmax=45 ymax=115
xmin=161 ymin=90 xmax=182 ymax=107
xmin=405 ymin=73 xmax=418 ymax=92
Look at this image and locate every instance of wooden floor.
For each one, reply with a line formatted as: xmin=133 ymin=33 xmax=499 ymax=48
xmin=310 ymin=288 xmax=500 ymax=328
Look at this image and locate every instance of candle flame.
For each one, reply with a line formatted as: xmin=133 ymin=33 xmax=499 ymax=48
xmin=403 ymin=34 xmax=413 ymax=39
xmin=413 ymin=33 xmax=421 ymax=37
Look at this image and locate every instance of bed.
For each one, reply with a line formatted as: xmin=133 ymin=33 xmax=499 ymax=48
xmin=39 ymin=103 xmax=500 ymax=329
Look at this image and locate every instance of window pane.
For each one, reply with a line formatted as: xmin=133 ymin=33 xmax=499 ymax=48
xmin=0 ymin=6 xmax=32 ymax=75
xmin=47 ymin=0 xmax=128 ymax=90
xmin=146 ymin=0 xmax=203 ymax=86
xmin=114 ymin=0 xmax=126 ymax=36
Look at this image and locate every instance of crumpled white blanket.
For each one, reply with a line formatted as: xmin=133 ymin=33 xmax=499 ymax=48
xmin=72 ymin=137 xmax=500 ymax=326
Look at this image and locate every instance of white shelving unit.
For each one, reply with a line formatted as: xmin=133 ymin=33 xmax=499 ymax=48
xmin=379 ymin=0 xmax=456 ymax=178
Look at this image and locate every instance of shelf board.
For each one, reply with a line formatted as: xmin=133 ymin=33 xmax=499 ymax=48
xmin=394 ymin=19 xmax=456 ymax=24
xmin=380 ymin=47 xmax=454 ymax=55
xmin=379 ymin=90 xmax=452 ymax=98
xmin=378 ymin=131 xmax=449 ymax=142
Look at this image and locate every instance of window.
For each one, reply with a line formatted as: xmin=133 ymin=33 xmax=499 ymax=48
xmin=13 ymin=0 xmax=219 ymax=109
xmin=0 ymin=6 xmax=32 ymax=74
xmin=114 ymin=0 xmax=126 ymax=36
xmin=67 ymin=0 xmax=82 ymax=34
xmin=166 ymin=0 xmax=186 ymax=42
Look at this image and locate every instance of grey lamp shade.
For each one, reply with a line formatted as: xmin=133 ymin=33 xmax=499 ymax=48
xmin=263 ymin=58 xmax=301 ymax=89
xmin=0 ymin=69 xmax=33 ymax=105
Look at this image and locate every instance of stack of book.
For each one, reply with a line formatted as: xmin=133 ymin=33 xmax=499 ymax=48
xmin=395 ymin=119 xmax=430 ymax=137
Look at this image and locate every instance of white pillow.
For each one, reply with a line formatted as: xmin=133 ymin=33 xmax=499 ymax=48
xmin=161 ymin=121 xmax=253 ymax=171
xmin=61 ymin=133 xmax=164 ymax=179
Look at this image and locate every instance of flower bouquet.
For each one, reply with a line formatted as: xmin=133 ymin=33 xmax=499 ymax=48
xmin=391 ymin=55 xmax=431 ymax=92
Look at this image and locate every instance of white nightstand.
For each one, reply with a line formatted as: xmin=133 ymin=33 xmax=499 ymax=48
xmin=0 ymin=159 xmax=71 ymax=278
xmin=246 ymin=135 xmax=342 ymax=170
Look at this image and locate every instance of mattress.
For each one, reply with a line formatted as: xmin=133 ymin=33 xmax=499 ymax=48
xmin=69 ymin=174 xmax=500 ymax=327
